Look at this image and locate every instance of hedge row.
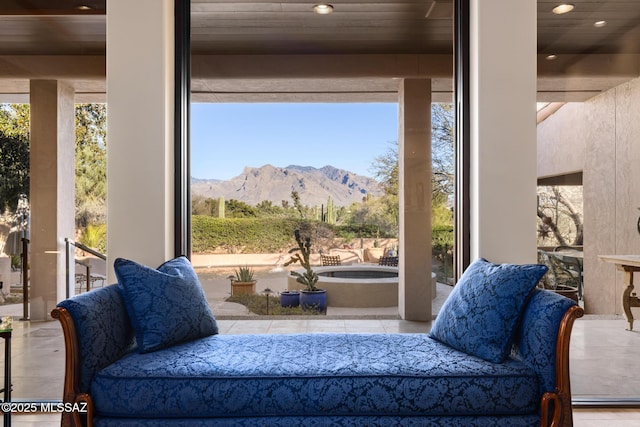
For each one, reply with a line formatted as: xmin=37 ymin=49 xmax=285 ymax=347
xmin=192 ymin=216 xmax=301 ymax=253
xmin=192 ymin=216 xmax=454 ymax=254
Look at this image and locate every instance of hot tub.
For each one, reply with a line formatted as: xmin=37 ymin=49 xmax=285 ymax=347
xmin=287 ymin=265 xmax=438 ymax=308
xmin=288 ymin=264 xmax=411 ymax=308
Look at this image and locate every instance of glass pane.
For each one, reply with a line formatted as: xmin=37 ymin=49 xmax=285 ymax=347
xmin=536 ymin=0 xmax=640 ymax=401
xmin=0 ymin=5 xmax=107 ymax=301
xmin=190 ymin=1 xmax=455 ymax=320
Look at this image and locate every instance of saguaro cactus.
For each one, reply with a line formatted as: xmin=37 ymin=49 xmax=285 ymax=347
xmin=327 ymin=196 xmax=335 ymax=224
xmin=218 ymin=196 xmax=225 ymax=218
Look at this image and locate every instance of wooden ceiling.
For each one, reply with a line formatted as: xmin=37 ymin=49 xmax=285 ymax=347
xmin=0 ymin=0 xmax=639 ymax=102
xmin=1 ymin=1 xmax=639 ymax=55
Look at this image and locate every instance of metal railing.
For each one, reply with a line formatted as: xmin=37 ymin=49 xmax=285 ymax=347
xmin=20 ymin=237 xmax=29 ymax=320
xmin=64 ymin=238 xmax=107 ymax=299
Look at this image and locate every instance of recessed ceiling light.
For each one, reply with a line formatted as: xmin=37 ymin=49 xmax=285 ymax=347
xmin=313 ymin=4 xmax=334 ymax=15
xmin=552 ymin=4 xmax=574 ymax=14
xmin=594 ymin=20 xmax=607 ymax=28
xmin=75 ymin=5 xmax=93 ymax=11
xmin=545 ymin=54 xmax=558 ymax=61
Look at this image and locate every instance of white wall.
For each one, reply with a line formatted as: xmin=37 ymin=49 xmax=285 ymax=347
xmin=469 ymin=0 xmax=538 ymax=264
xmin=106 ymin=0 xmax=175 ymax=280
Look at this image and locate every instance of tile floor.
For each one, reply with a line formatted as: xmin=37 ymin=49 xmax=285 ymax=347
xmin=0 ymin=311 xmax=638 ymax=426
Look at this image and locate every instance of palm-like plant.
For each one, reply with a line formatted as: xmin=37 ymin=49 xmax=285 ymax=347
xmin=284 ymin=229 xmax=319 ymax=291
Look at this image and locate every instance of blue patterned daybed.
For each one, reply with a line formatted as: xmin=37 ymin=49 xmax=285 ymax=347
xmin=52 ymin=257 xmax=583 ymax=427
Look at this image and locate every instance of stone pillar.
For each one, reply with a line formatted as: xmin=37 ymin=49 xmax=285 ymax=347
xmin=398 ymin=79 xmax=432 ymax=321
xmin=106 ymin=0 xmax=175 ymax=281
xmin=29 ymin=80 xmax=75 ymax=320
xmin=469 ymin=0 xmax=537 ymax=264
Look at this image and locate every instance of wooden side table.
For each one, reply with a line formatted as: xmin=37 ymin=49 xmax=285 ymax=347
xmin=600 ymin=255 xmax=640 ymax=331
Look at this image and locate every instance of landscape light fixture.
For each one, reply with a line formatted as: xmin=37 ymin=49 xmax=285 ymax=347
xmin=552 ymin=4 xmax=574 ymax=15
xmin=313 ymin=4 xmax=334 ymax=15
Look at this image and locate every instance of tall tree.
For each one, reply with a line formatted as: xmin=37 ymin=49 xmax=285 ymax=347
xmin=0 ymin=133 xmax=29 ymax=213
xmin=369 ymin=103 xmax=455 ymax=228
xmin=371 ymin=141 xmax=399 ymax=197
xmin=0 ymin=104 xmax=30 ymax=213
xmin=0 ymin=103 xmax=109 ymax=227
xmin=291 ymin=190 xmax=304 ymax=218
xmin=0 ymin=104 xmax=29 ymax=139
xmin=431 ymin=103 xmax=455 ymax=196
xmin=537 ymin=186 xmax=583 ymax=246
xmin=371 ymin=104 xmax=454 ymax=200
xmin=75 ymin=104 xmax=107 ymax=227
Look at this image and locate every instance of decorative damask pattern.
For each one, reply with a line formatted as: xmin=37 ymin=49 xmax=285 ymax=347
xmin=114 ymin=256 xmax=218 ymax=353
xmin=429 ymin=258 xmax=547 ymax=363
xmin=512 ymin=288 xmax=576 ymax=393
xmin=94 ymin=415 xmax=541 ymax=427
xmin=57 ymin=284 xmax=135 ymax=392
xmin=91 ymin=333 xmax=539 ymax=419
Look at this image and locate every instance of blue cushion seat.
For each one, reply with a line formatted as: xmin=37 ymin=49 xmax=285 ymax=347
xmin=92 ymin=415 xmax=541 ymax=427
xmin=91 ymin=333 xmax=540 ymax=419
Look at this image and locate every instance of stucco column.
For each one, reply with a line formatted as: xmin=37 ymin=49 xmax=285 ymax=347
xmin=469 ymin=0 xmax=537 ymax=264
xmin=29 ymin=80 xmax=75 ymax=320
xmin=106 ymin=0 xmax=175 ymax=281
xmin=398 ymin=79 xmax=432 ymax=321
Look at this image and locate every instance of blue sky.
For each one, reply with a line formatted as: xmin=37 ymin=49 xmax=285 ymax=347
xmin=190 ymin=103 xmax=399 ymax=181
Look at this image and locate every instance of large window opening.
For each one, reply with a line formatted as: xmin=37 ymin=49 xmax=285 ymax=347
xmin=188 ymin=0 xmax=456 ymax=321
xmin=534 ymin=2 xmax=640 ymax=403
xmin=188 ymin=100 xmax=455 ymax=317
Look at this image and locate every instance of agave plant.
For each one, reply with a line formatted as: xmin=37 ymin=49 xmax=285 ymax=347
xmin=284 ymin=229 xmax=319 ymax=291
xmin=233 ymin=265 xmax=255 ymax=282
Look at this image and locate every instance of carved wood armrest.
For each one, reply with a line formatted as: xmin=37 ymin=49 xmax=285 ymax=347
xmin=51 ymin=307 xmax=87 ymax=427
xmin=541 ymin=304 xmax=584 ymax=427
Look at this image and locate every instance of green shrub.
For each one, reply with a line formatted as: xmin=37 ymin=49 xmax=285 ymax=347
xmin=193 ymin=216 xmax=318 ymax=253
xmin=227 ymin=294 xmax=323 ymax=315
xmin=432 ymin=225 xmax=454 ymax=282
xmin=432 ymin=225 xmax=454 ymax=253
xmin=333 ymin=223 xmax=391 ymax=238
xmin=79 ymin=223 xmax=107 ymax=253
xmin=193 ymin=216 xmax=455 ymax=256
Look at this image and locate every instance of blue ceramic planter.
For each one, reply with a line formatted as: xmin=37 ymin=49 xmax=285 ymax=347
xmin=300 ymin=289 xmax=327 ymax=314
xmin=279 ymin=291 xmax=300 ymax=308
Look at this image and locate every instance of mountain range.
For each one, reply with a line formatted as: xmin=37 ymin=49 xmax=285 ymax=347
xmin=191 ymin=164 xmax=382 ymax=207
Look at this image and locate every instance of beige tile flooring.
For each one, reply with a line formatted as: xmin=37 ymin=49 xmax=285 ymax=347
xmin=0 ymin=304 xmax=638 ymax=425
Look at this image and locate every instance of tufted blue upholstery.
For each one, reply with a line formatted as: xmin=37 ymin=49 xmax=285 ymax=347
xmin=429 ymin=258 xmax=547 ymax=363
xmin=57 ymin=261 xmax=578 ymax=426
xmin=114 ymin=256 xmax=218 ymax=353
xmin=57 ymin=284 xmax=135 ymax=393
xmin=512 ymin=288 xmax=576 ymax=394
xmin=91 ymin=333 xmax=540 ymax=419
xmin=93 ymin=415 xmax=541 ymax=426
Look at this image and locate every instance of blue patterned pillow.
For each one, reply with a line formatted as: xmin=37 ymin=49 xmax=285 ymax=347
xmin=114 ymin=256 xmax=218 ymax=353
xmin=429 ymin=258 xmax=547 ymax=363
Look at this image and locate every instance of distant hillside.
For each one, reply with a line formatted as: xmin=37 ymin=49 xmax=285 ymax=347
xmin=191 ymin=164 xmax=382 ymax=206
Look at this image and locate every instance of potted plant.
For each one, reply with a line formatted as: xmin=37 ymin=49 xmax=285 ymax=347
xmin=279 ymin=290 xmax=300 ymax=308
xmin=284 ymin=229 xmax=327 ymax=313
xmin=231 ymin=265 xmax=256 ymax=296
